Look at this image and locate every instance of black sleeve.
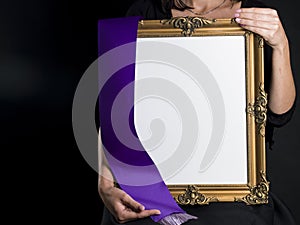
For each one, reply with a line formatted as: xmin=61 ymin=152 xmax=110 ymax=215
xmin=265 ymin=101 xmax=296 ymax=150
xmin=267 ymin=103 xmax=296 ymax=127
xmin=264 ymin=45 xmax=296 ymax=128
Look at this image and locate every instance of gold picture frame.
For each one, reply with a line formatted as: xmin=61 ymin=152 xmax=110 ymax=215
xmin=134 ymin=17 xmax=268 ymax=205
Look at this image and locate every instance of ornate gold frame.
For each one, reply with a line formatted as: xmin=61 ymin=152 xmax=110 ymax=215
xmin=137 ymin=17 xmax=268 ymax=205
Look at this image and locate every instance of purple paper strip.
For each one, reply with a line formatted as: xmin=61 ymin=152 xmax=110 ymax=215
xmin=98 ymin=16 xmax=197 ymax=224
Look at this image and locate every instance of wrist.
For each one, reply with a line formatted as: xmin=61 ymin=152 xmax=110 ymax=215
xmin=99 ymin=175 xmax=115 ymax=196
xmin=272 ymin=37 xmax=289 ymax=52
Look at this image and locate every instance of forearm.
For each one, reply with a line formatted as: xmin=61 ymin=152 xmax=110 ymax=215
xmin=268 ymin=39 xmax=296 ymax=114
xmin=97 ymin=130 xmax=160 ymax=222
xmin=99 ymin=164 xmax=115 ymax=196
xmin=98 ymin=130 xmax=115 ymax=194
xmin=235 ymin=8 xmax=296 ymax=114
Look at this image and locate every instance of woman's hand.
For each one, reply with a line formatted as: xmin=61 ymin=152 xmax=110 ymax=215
xmin=99 ymin=176 xmax=161 ymax=224
xmin=234 ymin=7 xmax=296 ymax=114
xmin=234 ymin=8 xmax=288 ymax=50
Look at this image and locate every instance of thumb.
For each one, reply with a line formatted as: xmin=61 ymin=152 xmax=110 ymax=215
xmin=121 ymin=193 xmax=145 ymax=212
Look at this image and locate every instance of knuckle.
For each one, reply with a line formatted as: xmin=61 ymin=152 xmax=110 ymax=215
xmin=268 ymin=32 xmax=275 ymax=40
xmin=116 ymin=213 xmax=125 ymax=222
xmin=274 ymin=16 xmax=280 ymax=22
xmin=116 ymin=218 xmax=125 ymax=224
xmin=273 ymin=24 xmax=279 ymax=32
xmin=120 ymin=192 xmax=127 ymax=201
xmin=272 ymin=9 xmax=278 ymax=16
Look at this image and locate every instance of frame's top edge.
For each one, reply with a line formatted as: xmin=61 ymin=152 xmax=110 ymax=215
xmin=139 ymin=18 xmax=239 ymax=27
xmin=138 ymin=17 xmax=245 ymax=36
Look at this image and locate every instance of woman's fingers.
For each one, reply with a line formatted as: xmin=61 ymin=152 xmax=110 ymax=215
xmin=124 ymin=209 xmax=161 ymax=220
xmin=235 ymin=9 xmax=277 ymax=24
xmin=109 ymin=188 xmax=160 ymax=223
xmin=237 ymin=7 xmax=278 ymax=15
xmin=235 ymin=8 xmax=279 ymax=27
xmin=234 ymin=17 xmax=279 ymax=39
xmin=234 ymin=8 xmax=287 ymax=48
xmin=115 ymin=209 xmax=161 ymax=224
xmin=235 ymin=17 xmax=275 ymax=30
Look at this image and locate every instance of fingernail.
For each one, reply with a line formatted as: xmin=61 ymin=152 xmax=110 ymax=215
xmin=234 ymin=13 xmax=239 ymax=18
xmin=140 ymin=205 xmax=145 ymax=210
xmin=157 ymin=210 xmax=161 ymax=215
xmin=236 ymin=9 xmax=241 ymax=12
xmin=235 ymin=18 xmax=241 ymax=23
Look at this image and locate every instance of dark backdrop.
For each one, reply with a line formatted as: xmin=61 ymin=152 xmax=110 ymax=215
xmin=1 ymin=0 xmax=299 ymax=224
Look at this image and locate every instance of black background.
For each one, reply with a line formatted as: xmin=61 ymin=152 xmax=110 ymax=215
xmin=1 ymin=0 xmax=299 ymax=224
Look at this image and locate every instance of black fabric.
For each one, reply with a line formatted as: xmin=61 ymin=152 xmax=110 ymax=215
xmin=125 ymin=0 xmax=270 ymax=19
xmin=101 ymin=193 xmax=296 ymax=225
xmin=100 ymin=1 xmax=297 ymax=224
xmin=126 ymin=0 xmax=169 ymax=19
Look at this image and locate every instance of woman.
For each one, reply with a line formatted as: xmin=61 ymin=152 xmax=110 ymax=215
xmin=99 ymin=0 xmax=296 ymax=224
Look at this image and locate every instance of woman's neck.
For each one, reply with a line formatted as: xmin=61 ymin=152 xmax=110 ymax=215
xmin=184 ymin=0 xmax=226 ymax=9
xmin=171 ymin=0 xmax=241 ymax=19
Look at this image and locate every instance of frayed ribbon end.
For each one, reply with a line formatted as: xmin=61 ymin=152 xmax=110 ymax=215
xmin=158 ymin=213 xmax=198 ymax=225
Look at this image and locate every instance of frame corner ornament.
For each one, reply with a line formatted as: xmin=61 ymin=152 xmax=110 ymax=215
xmin=161 ymin=17 xmax=216 ymax=36
xmin=257 ymin=36 xmax=264 ymax=48
xmin=235 ymin=171 xmax=270 ymax=205
xmin=247 ymin=83 xmax=268 ymax=137
xmin=244 ymin=31 xmax=251 ymax=37
xmin=176 ymin=185 xmax=218 ymax=205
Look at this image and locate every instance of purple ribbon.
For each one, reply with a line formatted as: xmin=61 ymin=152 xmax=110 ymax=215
xmin=98 ymin=16 xmax=197 ymax=224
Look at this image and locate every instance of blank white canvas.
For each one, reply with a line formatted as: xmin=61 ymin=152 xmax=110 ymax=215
xmin=134 ymin=36 xmax=247 ymax=184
